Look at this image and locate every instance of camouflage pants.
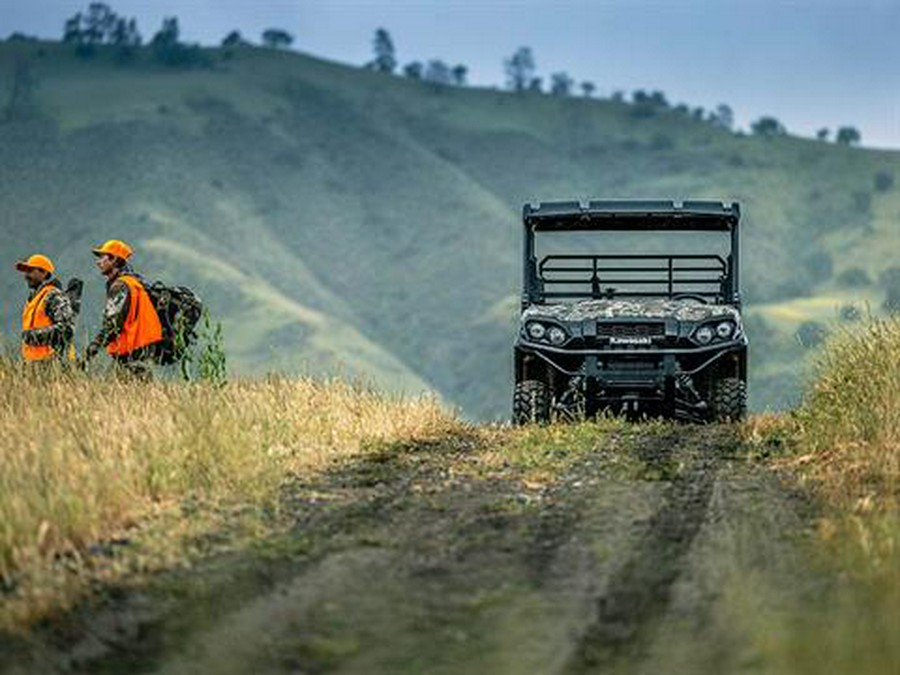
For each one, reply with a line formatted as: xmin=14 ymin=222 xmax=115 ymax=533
xmin=112 ymin=358 xmax=154 ymax=382
xmin=113 ymin=346 xmax=157 ymax=382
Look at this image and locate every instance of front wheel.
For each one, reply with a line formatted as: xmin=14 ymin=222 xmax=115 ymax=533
xmin=710 ymin=377 xmax=747 ymax=422
xmin=513 ymin=379 xmax=551 ymax=426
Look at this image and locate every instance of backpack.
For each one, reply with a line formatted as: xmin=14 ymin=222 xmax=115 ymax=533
xmin=65 ymin=278 xmax=84 ymax=315
xmin=142 ymin=281 xmax=204 ymax=365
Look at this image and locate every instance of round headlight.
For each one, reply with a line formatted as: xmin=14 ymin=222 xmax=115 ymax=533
xmin=547 ymin=326 xmax=566 ymax=345
xmin=716 ymin=321 xmax=734 ymax=339
xmin=694 ymin=325 xmax=714 ymax=345
xmin=527 ymin=322 xmax=546 ymax=340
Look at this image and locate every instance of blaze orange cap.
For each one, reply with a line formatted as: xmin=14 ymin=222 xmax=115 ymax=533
xmin=92 ymin=239 xmax=133 ymax=261
xmin=15 ymin=254 xmax=55 ymax=274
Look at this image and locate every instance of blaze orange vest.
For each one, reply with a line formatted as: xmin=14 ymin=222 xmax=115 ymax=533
xmin=106 ymin=275 xmax=163 ymax=357
xmin=21 ymin=285 xmax=56 ymax=361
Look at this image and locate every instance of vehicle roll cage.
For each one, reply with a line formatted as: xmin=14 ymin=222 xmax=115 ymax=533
xmin=522 ymin=201 xmax=741 ymax=309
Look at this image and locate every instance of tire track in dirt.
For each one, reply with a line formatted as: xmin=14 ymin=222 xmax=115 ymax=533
xmin=564 ymin=429 xmax=719 ymax=673
xmin=2 ymin=426 xmax=825 ymax=675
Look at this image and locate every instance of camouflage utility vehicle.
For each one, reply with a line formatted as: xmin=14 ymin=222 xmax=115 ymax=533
xmin=513 ymin=201 xmax=748 ymax=423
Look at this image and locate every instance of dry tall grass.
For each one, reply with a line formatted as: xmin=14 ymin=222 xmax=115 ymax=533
xmin=793 ymin=316 xmax=900 ymax=511
xmin=756 ymin=317 xmax=900 ymax=675
xmin=0 ymin=361 xmax=458 ymax=610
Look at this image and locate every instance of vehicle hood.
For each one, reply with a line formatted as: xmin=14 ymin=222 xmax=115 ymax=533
xmin=522 ymin=298 xmax=740 ymax=323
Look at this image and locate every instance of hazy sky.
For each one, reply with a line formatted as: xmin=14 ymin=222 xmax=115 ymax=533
xmin=5 ymin=0 xmax=899 ymax=149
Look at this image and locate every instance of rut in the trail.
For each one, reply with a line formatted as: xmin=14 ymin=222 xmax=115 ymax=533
xmin=2 ymin=425 xmax=826 ymax=675
xmin=565 ymin=430 xmax=719 ymax=672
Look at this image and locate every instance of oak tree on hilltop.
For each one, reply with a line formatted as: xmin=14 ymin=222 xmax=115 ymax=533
xmin=262 ymin=28 xmax=293 ymax=49
xmin=711 ymin=104 xmax=734 ymax=131
xmin=63 ymin=3 xmax=141 ymax=59
xmin=370 ymin=28 xmax=396 ymax=73
xmin=403 ymin=61 xmax=423 ymax=79
xmin=150 ymin=17 xmax=207 ymax=68
xmin=505 ymin=47 xmax=535 ymax=92
xmin=152 ymin=17 xmax=179 ymax=50
xmin=550 ymin=72 xmax=574 ymax=96
xmin=222 ymin=30 xmax=244 ymax=47
xmin=835 ymin=126 xmax=861 ymax=146
xmin=451 ymin=64 xmax=468 ymax=86
xmin=63 ymin=13 xmax=83 ymax=44
xmin=751 ymin=116 xmax=787 ymax=137
xmin=424 ymin=60 xmax=452 ymax=86
xmin=110 ymin=17 xmax=141 ymax=61
xmin=83 ymin=3 xmax=116 ymax=47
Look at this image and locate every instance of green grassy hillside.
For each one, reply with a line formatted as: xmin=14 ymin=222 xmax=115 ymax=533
xmin=2 ymin=40 xmax=898 ymax=417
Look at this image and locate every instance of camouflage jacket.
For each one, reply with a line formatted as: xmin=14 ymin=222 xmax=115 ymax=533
xmin=86 ymin=269 xmax=133 ymax=357
xmin=21 ymin=278 xmax=75 ymax=351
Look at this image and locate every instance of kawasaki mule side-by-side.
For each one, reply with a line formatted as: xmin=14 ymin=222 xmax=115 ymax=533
xmin=513 ymin=200 xmax=748 ymax=424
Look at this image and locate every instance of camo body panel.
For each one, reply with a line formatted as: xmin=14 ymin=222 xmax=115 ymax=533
xmin=521 ymin=298 xmax=740 ymax=323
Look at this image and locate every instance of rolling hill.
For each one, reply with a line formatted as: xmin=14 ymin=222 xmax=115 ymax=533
xmin=2 ymin=39 xmax=898 ymax=418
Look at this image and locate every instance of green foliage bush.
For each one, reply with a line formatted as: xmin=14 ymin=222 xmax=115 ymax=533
xmin=751 ymin=116 xmax=786 ymax=137
xmin=836 ymin=267 xmax=871 ymax=288
xmin=180 ymin=311 xmax=227 ymax=386
xmin=874 ymin=170 xmax=894 ymax=192
xmin=839 ymin=304 xmax=862 ymax=322
xmin=795 ymin=320 xmax=828 ymax=349
xmin=649 ymin=133 xmax=674 ymax=151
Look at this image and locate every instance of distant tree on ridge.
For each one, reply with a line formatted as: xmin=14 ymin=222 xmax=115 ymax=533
xmin=550 ymin=71 xmax=574 ymax=96
xmin=580 ymin=81 xmax=596 ymax=98
xmin=151 ymin=17 xmax=179 ymax=50
xmin=835 ymin=126 xmax=861 ymax=146
xmin=83 ymin=3 xmax=115 ymax=47
xmin=221 ymin=30 xmax=245 ymax=47
xmin=370 ymin=28 xmax=396 ymax=73
xmin=63 ymin=3 xmax=141 ymax=59
xmin=403 ymin=61 xmax=423 ymax=79
xmin=110 ymin=17 xmax=141 ymax=61
xmin=711 ymin=103 xmax=734 ymax=130
xmin=63 ymin=13 xmax=83 ymax=44
xmin=150 ymin=17 xmax=207 ymax=68
xmin=451 ymin=64 xmax=468 ymax=86
xmin=504 ymin=47 xmax=535 ymax=92
xmin=424 ymin=59 xmax=452 ymax=86
xmin=750 ymin=116 xmax=787 ymax=137
xmin=262 ymin=28 xmax=293 ymax=49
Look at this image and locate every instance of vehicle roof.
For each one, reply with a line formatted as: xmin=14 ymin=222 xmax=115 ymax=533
xmin=522 ymin=200 xmax=740 ymax=231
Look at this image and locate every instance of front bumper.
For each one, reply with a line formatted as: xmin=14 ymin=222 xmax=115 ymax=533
xmin=516 ymin=338 xmax=747 ymax=414
xmin=518 ymin=337 xmax=745 ymax=378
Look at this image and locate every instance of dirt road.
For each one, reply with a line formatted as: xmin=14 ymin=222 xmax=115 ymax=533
xmin=2 ymin=424 xmax=827 ymax=674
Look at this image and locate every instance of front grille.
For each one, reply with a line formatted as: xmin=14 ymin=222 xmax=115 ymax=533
xmin=597 ymin=322 xmax=665 ymax=338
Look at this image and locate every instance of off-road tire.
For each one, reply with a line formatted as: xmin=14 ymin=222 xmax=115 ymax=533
xmin=710 ymin=377 xmax=747 ymax=422
xmin=513 ymin=380 xmax=551 ymax=426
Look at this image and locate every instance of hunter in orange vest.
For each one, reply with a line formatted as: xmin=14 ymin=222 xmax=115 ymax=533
xmin=16 ymin=254 xmax=75 ymax=363
xmin=84 ymin=240 xmax=163 ymax=377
